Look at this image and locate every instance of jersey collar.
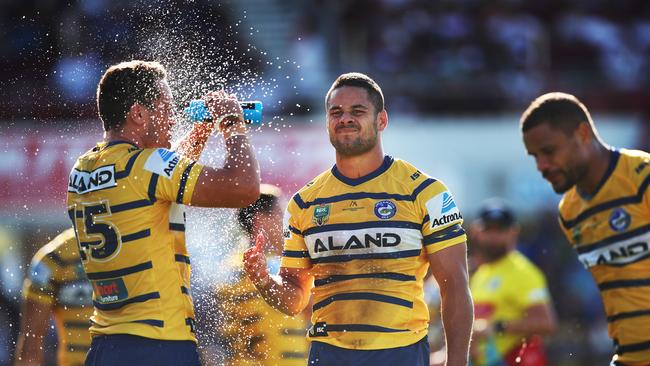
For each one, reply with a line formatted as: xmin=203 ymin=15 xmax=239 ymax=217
xmin=331 ymin=155 xmax=394 ymax=186
xmin=577 ymin=148 xmax=620 ymax=201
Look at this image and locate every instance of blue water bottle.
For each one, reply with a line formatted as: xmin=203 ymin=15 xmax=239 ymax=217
xmin=184 ymin=99 xmax=263 ymax=124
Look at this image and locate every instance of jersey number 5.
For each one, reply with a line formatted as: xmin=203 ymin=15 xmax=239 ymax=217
xmin=68 ymin=201 xmax=122 ymax=262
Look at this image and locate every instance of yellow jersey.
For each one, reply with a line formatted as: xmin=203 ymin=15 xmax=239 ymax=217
xmin=23 ymin=228 xmax=93 ymax=366
xmin=470 ymin=250 xmax=550 ymax=365
xmin=559 ymin=148 xmax=650 ymax=365
xmin=66 ymin=140 xmax=203 ymax=342
xmin=281 ymin=156 xmax=467 ymax=350
xmin=216 ymin=246 xmax=309 ymax=365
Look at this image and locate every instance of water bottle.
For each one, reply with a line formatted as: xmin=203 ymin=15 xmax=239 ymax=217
xmin=184 ymin=99 xmax=263 ymax=124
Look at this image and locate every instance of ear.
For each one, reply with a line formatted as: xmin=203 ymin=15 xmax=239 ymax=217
xmin=377 ymin=109 xmax=388 ymax=131
xmin=127 ymin=103 xmax=148 ymax=127
xmin=575 ymin=122 xmax=592 ymax=145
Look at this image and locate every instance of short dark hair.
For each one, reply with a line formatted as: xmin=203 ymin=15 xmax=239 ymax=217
xmin=237 ymin=184 xmax=282 ymax=237
xmin=97 ymin=60 xmax=167 ymax=131
xmin=520 ymin=92 xmax=593 ymax=134
xmin=325 ymin=72 xmax=385 ymax=114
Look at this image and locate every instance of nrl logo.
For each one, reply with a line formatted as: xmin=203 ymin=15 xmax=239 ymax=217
xmin=312 ymin=204 xmax=331 ymax=226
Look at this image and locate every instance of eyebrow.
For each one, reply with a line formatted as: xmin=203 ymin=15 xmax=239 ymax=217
xmin=328 ymin=104 xmax=369 ymax=111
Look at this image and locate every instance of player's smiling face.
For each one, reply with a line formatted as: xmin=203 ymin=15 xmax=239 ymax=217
xmin=326 ymin=86 xmax=386 ymax=157
xmin=523 ymin=122 xmax=587 ymax=193
xmin=144 ymin=79 xmax=176 ymax=149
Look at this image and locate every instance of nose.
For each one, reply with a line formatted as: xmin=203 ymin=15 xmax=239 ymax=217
xmin=535 ymin=155 xmax=551 ymax=173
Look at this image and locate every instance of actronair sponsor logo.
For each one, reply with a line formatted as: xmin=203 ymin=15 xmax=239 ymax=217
xmin=68 ymin=166 xmax=116 ymax=194
xmin=144 ymin=148 xmax=180 ymax=179
xmin=426 ymin=190 xmax=462 ymax=228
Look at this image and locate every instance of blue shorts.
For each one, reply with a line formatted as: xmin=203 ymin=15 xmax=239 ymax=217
xmin=84 ymin=334 xmax=201 ymax=366
xmin=308 ymin=336 xmax=430 ymax=366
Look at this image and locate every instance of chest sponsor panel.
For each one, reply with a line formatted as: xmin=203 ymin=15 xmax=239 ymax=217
xmin=577 ymin=230 xmax=650 ymax=268
xmin=304 ymin=227 xmax=422 ymax=259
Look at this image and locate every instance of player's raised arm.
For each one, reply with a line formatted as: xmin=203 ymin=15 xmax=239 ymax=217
xmin=14 ymin=298 xmax=51 ymax=366
xmin=428 ymin=243 xmax=474 ymax=366
xmin=189 ymin=90 xmax=260 ymax=208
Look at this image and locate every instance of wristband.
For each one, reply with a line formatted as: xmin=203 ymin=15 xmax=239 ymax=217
xmin=493 ymin=320 xmax=507 ymax=333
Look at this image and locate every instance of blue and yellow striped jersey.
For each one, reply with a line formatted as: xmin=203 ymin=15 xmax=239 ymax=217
xmin=216 ymin=247 xmax=309 ymax=366
xmin=66 ymin=141 xmax=203 ymax=342
xmin=23 ymin=228 xmax=93 ymax=366
xmin=559 ymin=149 xmax=650 ymax=365
xmin=281 ymin=156 xmax=467 ymax=350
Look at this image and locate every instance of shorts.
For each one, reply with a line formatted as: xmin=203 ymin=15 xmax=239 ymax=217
xmin=307 ymin=336 xmax=430 ymax=366
xmin=84 ymin=334 xmax=201 ymax=366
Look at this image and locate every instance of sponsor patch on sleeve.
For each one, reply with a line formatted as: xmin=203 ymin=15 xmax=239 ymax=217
xmin=426 ymin=191 xmax=463 ymax=229
xmin=144 ymin=148 xmax=181 ymax=179
xmin=282 ymin=208 xmax=292 ymax=239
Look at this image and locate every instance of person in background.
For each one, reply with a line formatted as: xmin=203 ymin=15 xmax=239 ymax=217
xmin=469 ymin=199 xmax=556 ymax=366
xmin=521 ymin=92 xmax=650 ymax=365
xmin=210 ymin=184 xmax=309 ymax=366
xmin=14 ymin=228 xmax=93 ymax=366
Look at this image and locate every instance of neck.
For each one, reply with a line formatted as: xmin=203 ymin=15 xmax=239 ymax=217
xmin=335 ymin=145 xmax=385 ymax=179
xmin=576 ymin=142 xmax=611 ymax=196
xmin=104 ymin=128 xmax=145 ymax=148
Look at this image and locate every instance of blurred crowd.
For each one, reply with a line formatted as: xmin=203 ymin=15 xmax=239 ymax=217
xmin=2 ymin=0 xmax=650 ymax=119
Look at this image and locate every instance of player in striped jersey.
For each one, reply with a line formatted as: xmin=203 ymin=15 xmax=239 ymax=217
xmin=522 ymin=92 xmax=650 ymax=366
xmin=66 ymin=60 xmax=259 ymax=365
xmin=244 ymin=73 xmax=473 ymax=366
xmin=14 ymin=228 xmax=93 ymax=366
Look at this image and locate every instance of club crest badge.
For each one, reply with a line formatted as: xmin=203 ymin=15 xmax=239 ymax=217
xmin=374 ymin=200 xmax=397 ymax=220
xmin=312 ymin=204 xmax=331 ymax=226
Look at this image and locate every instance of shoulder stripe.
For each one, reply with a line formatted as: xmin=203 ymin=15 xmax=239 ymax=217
xmin=185 ymin=317 xmax=196 ymax=333
xmin=282 ymin=250 xmax=310 ymax=258
xmin=131 ymin=319 xmax=164 ymax=327
xmin=303 ymin=221 xmax=421 ymax=236
xmin=314 ymin=272 xmax=416 ymax=287
xmin=296 ymin=179 xmax=437 ymax=209
xmin=312 ymin=292 xmax=413 ymax=312
xmin=122 ymin=229 xmax=150 ymax=243
xmin=412 ymin=178 xmax=437 ymax=199
xmin=45 ymin=252 xmax=78 ymax=267
xmin=148 ymin=174 xmax=158 ymax=203
xmin=181 ymin=286 xmax=190 ymax=295
xmin=176 ymin=162 xmax=195 ymax=204
xmin=323 ymin=324 xmax=409 ymax=333
xmin=423 ymin=224 xmax=466 ymax=246
xmin=93 ymin=291 xmax=160 ymax=310
xmin=114 ymin=150 xmax=144 ymax=179
xmin=561 ymin=173 xmax=650 ymax=229
xmin=616 ymin=339 xmax=650 ymax=355
xmin=175 ymin=254 xmax=191 ymax=264
xmin=293 ymin=193 xmax=308 ymax=209
xmin=312 ymin=249 xmax=422 ymax=264
xmin=607 ymin=309 xmax=650 ymax=323
xmin=111 ymin=199 xmax=153 ymax=213
xmin=86 ymin=261 xmax=153 ymax=280
xmin=576 ymin=224 xmax=650 ymax=254
xmin=599 ymin=278 xmax=650 ymax=291
xmin=170 ymin=223 xmax=185 ymax=232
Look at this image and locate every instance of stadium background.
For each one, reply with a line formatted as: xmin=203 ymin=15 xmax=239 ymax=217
xmin=0 ymin=0 xmax=649 ymax=365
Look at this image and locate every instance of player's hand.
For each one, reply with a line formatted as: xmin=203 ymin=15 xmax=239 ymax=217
xmin=243 ymin=233 xmax=270 ymax=288
xmin=202 ymin=90 xmax=246 ymax=138
xmin=471 ymin=318 xmax=494 ymax=340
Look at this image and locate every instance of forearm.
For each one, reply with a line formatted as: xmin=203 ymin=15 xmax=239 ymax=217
xmin=496 ymin=309 xmax=556 ymax=336
xmin=221 ymin=134 xmax=260 ymax=191
xmin=254 ymin=274 xmax=310 ymax=316
xmin=440 ymin=284 xmax=473 ymax=366
xmin=174 ymin=122 xmax=217 ymax=161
